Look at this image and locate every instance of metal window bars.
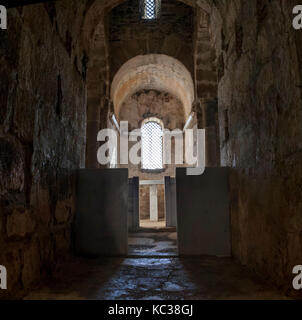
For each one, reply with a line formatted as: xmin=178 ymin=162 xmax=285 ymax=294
xmin=140 ymin=0 xmax=161 ymax=20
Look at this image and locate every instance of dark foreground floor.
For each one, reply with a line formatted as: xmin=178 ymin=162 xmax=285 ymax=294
xmin=24 ymin=231 xmax=288 ymax=300
xmin=24 ymin=256 xmax=288 ymax=300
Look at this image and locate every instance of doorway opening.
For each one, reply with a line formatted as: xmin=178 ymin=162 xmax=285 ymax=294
xmin=139 ymin=180 xmax=165 ymax=230
xmin=110 ymin=55 xmax=193 ymax=257
xmin=127 ymin=116 xmax=178 ymax=256
xmin=128 ymin=178 xmax=177 ymax=256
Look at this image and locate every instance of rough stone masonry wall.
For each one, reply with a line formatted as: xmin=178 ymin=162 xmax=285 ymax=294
xmin=194 ymin=8 xmax=220 ymax=166
xmin=207 ymin=0 xmax=302 ymax=296
xmin=0 ymin=3 xmax=87 ymax=299
xmin=109 ymin=0 xmax=194 ymax=81
xmin=119 ymin=90 xmax=185 ymax=131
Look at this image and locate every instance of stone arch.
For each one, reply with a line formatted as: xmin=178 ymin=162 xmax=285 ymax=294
xmin=82 ymin=0 xmax=222 ymax=168
xmin=111 ymin=54 xmax=195 ymax=120
xmin=141 ymin=116 xmax=164 ymax=128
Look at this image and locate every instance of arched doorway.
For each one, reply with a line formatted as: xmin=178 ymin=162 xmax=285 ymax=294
xmin=110 ymin=54 xmax=195 ymax=256
xmin=110 ymin=54 xmax=194 ymax=231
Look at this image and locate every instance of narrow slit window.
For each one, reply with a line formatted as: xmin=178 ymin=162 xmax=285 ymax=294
xmin=141 ymin=0 xmax=161 ymax=20
xmin=141 ymin=120 xmax=163 ymax=170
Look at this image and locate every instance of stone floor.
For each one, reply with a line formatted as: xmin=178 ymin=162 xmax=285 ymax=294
xmin=24 ymin=230 xmax=288 ymax=300
xmin=128 ymin=230 xmax=177 ymax=256
xmin=140 ymin=219 xmax=166 ymax=229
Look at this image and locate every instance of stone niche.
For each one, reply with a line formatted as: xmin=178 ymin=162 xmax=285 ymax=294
xmin=119 ymin=89 xmax=185 ymax=131
xmin=118 ymin=89 xmax=186 ymax=180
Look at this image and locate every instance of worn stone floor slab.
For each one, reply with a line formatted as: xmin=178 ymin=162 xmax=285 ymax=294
xmin=24 ymin=256 xmax=288 ymax=300
xmin=128 ymin=231 xmax=177 ymax=256
xmin=140 ymin=220 xmax=166 ymax=229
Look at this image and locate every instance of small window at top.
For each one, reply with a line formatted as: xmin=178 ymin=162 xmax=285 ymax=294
xmin=141 ymin=0 xmax=161 ymax=20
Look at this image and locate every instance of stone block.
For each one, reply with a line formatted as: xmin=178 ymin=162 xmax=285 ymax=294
xmin=55 ymin=199 xmax=71 ymax=224
xmin=6 ymin=209 xmax=35 ymax=238
xmin=22 ymin=242 xmax=40 ymax=289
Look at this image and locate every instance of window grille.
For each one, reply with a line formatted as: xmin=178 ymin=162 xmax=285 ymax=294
xmin=140 ymin=0 xmax=161 ymax=20
xmin=141 ymin=121 xmax=163 ymax=170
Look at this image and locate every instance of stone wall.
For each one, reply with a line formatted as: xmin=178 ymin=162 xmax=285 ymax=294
xmin=109 ymin=0 xmax=194 ymax=81
xmin=119 ymin=89 xmax=186 ymax=179
xmin=139 ymin=185 xmax=150 ymax=220
xmin=119 ymin=90 xmax=185 ymax=131
xmin=206 ymin=0 xmax=302 ymax=296
xmin=0 ymin=3 xmax=87 ymax=299
xmin=2 ymin=0 xmax=302 ymax=299
xmin=194 ymin=7 xmax=220 ymax=166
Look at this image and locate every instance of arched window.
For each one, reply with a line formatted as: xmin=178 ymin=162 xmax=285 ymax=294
xmin=141 ymin=119 xmax=163 ymax=170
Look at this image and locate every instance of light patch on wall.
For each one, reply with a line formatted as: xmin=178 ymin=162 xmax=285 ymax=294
xmin=0 ymin=265 xmax=7 ymax=290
